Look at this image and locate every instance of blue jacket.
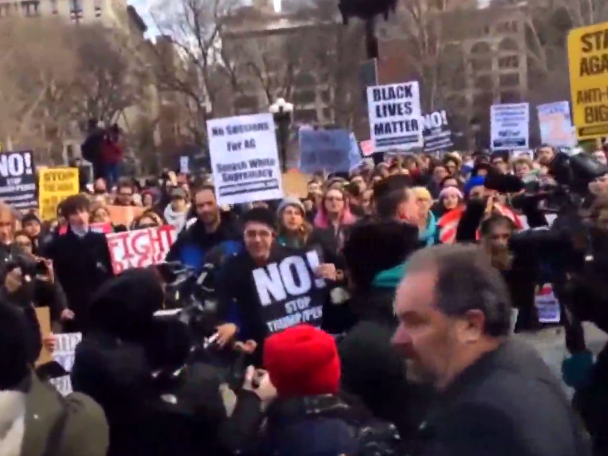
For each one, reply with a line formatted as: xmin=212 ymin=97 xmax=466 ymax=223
xmin=165 ymin=214 xmax=242 ymax=271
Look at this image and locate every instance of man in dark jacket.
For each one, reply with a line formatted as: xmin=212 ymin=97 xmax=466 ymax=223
xmin=44 ymin=194 xmax=113 ymax=332
xmin=166 ymin=185 xmax=242 ymax=270
xmin=392 ymin=244 xmax=590 ymax=455
xmin=0 ymin=297 xmax=109 ymax=455
xmin=72 ymin=268 xmax=229 ymax=455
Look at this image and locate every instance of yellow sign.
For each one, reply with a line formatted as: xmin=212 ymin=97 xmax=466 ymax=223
xmin=568 ymin=22 xmax=608 ymax=140
xmin=38 ymin=167 xmax=79 ymax=220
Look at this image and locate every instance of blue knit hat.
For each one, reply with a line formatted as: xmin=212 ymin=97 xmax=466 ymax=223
xmin=464 ymin=175 xmax=486 ymax=197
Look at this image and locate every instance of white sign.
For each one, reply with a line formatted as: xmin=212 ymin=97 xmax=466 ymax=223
xmin=179 ymin=156 xmax=189 ymax=174
xmin=367 ymin=81 xmax=423 ymax=152
xmin=50 ymin=332 xmax=82 ymax=396
xmin=537 ymin=101 xmax=576 ymax=148
xmin=207 ymin=113 xmax=283 ymax=205
xmin=490 ymin=103 xmax=530 ymax=150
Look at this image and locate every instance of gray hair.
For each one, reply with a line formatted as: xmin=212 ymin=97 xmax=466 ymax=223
xmin=406 ymin=244 xmax=512 ymax=337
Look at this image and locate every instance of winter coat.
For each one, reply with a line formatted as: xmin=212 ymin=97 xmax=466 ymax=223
xmin=0 ymin=371 xmax=108 ymax=456
xmin=165 ymin=213 xmax=242 ymax=271
xmin=223 ymin=393 xmax=402 ymax=455
xmin=412 ymin=340 xmax=590 ymax=455
xmin=44 ymin=228 xmax=114 ymax=332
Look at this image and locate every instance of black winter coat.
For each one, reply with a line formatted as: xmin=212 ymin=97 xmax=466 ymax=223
xmin=44 ymin=229 xmax=113 ymax=332
xmin=72 ymin=332 xmax=229 ymax=456
xmin=412 ymin=339 xmax=590 ymax=455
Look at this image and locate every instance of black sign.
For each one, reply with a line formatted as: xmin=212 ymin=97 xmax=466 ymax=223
xmin=253 ymin=248 xmax=327 ymax=334
xmin=423 ymin=110 xmax=454 ymax=152
xmin=0 ymin=151 xmax=37 ymax=209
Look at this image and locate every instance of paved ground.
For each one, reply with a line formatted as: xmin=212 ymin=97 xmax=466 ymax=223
xmin=516 ymin=322 xmax=607 ymax=397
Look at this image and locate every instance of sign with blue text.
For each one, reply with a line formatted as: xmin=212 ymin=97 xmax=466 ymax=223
xmin=207 ymin=113 xmax=283 ymax=205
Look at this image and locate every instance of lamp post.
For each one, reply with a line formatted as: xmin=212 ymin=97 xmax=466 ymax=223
xmin=269 ymin=98 xmax=294 ymax=173
xmin=338 ymin=0 xmax=398 ymax=59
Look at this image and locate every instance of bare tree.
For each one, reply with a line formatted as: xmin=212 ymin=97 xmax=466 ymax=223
xmin=0 ymin=19 xmax=77 ymax=151
xmin=524 ymin=0 xmax=607 ymax=104
xmin=71 ymin=25 xmax=147 ymax=127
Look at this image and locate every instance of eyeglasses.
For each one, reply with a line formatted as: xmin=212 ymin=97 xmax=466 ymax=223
xmin=16 ymin=240 xmax=32 ymax=248
xmin=118 ymin=192 xmax=133 ymax=197
xmin=325 ymin=196 xmax=344 ymax=202
xmin=138 ymin=223 xmax=157 ymax=229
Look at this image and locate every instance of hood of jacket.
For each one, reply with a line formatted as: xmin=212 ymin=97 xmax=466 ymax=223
xmin=89 ymin=268 xmax=164 ymax=343
xmin=419 ymin=211 xmax=437 ymax=246
xmin=371 ymin=263 xmax=407 ymax=289
xmin=72 ymin=331 xmax=152 ymax=405
xmin=163 ymin=204 xmax=189 ymax=231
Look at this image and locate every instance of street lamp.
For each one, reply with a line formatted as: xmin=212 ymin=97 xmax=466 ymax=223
xmin=338 ymin=0 xmax=398 ymax=59
xmin=269 ymin=98 xmax=294 ymax=173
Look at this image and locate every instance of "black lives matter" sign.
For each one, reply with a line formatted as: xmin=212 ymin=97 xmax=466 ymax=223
xmin=366 ymin=81 xmax=423 ymax=152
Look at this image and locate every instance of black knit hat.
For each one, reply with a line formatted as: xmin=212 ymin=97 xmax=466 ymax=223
xmin=343 ymin=219 xmax=419 ymax=291
xmin=241 ymin=207 xmax=276 ymax=231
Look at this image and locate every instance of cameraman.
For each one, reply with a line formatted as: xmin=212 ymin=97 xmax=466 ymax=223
xmin=72 ymin=268 xmax=230 ymax=455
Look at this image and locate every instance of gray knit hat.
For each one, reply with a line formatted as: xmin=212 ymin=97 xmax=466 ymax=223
xmin=277 ymin=197 xmax=305 ymax=217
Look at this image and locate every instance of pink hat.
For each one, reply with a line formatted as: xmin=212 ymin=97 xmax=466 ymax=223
xmin=439 ymin=186 xmax=464 ymax=200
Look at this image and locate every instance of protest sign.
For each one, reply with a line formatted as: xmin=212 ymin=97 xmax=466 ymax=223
xmin=568 ymin=22 xmax=608 ymax=141
xmin=299 ymin=129 xmax=352 ymax=173
xmin=0 ymin=150 xmax=37 ymax=209
xmin=282 ymin=170 xmax=308 ymax=198
xmin=490 ymin=103 xmax=530 ymax=150
xmin=106 ymin=225 xmax=177 ymax=274
xmin=35 ymin=307 xmax=52 ymax=366
xmin=50 ymin=333 xmax=82 ymax=396
xmin=253 ymin=249 xmax=326 ymax=334
xmin=207 ymin=112 xmax=283 ymax=206
xmin=359 ymin=140 xmax=374 ymax=157
xmin=537 ymin=101 xmax=576 ymax=147
xmin=179 ymin=156 xmax=190 ymax=174
xmin=422 ymin=110 xmax=453 ymax=152
xmin=38 ymin=168 xmax=79 ymax=221
xmin=367 ymin=81 xmax=423 ymax=152
xmin=106 ymin=205 xmax=144 ymax=227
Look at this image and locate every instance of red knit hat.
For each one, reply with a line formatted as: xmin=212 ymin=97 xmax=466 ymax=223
xmin=263 ymin=325 xmax=341 ymax=398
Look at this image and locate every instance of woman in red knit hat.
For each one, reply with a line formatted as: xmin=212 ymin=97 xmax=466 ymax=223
xmin=223 ymin=325 xmax=401 ymax=455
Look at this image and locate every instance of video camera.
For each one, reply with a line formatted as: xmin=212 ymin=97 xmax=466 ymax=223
xmin=6 ymin=252 xmax=49 ymax=278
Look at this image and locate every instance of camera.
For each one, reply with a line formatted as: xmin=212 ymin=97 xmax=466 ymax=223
xmin=5 ymin=252 xmax=48 ymax=278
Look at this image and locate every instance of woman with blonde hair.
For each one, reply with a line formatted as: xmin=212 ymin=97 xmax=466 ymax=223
xmin=411 ymin=187 xmax=437 ymax=246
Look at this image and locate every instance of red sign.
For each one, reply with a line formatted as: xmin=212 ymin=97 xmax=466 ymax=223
xmin=106 ymin=225 xmax=177 ymax=274
xmin=360 ymin=140 xmax=374 ymax=157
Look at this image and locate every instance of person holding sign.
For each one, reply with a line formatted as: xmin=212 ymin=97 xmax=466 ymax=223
xmin=215 ymin=208 xmax=335 ymax=365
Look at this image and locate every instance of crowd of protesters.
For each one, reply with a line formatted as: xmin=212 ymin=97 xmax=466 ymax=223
xmin=0 ymin=143 xmax=607 ymax=456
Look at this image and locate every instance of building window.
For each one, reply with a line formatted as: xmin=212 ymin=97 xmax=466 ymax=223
xmin=70 ymin=0 xmax=83 ymax=22
xmin=498 ymin=38 xmax=519 ymax=52
xmin=94 ymin=0 xmax=102 ymax=17
xmin=295 ymin=108 xmax=317 ymax=124
xmin=294 ymin=73 xmax=315 ymax=88
xmin=500 ymin=91 xmax=521 ymax=103
xmin=322 ymin=108 xmax=332 ymax=121
xmin=470 ymin=58 xmax=492 ymax=73
xmin=470 ymin=41 xmax=491 ymax=55
xmin=234 ymin=95 xmax=258 ymax=112
xmin=475 ymin=75 xmax=493 ymax=91
xmin=22 ymin=1 xmax=40 ymax=16
xmin=293 ymin=90 xmax=316 ymax=105
xmin=499 ymin=73 xmax=520 ymax=87
xmin=473 ymin=92 xmax=493 ymax=110
xmin=320 ymin=89 xmax=331 ymax=104
xmin=498 ymin=55 xmax=519 ymax=69
xmin=50 ymin=0 xmax=58 ymax=14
